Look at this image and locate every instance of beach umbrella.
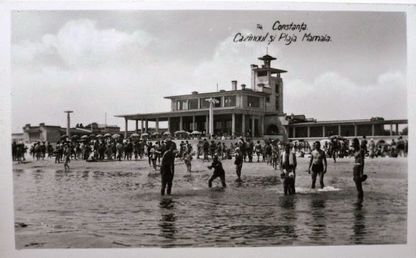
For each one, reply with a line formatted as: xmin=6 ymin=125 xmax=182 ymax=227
xmin=71 ymin=135 xmax=79 ymax=139
xmin=163 ymin=131 xmax=171 ymax=136
xmin=152 ymin=132 xmax=160 ymax=136
xmin=191 ymin=131 xmax=201 ymax=135
xmin=130 ymin=133 xmax=139 ymax=138
xmin=141 ymin=132 xmax=149 ymax=136
xmin=96 ymin=134 xmax=103 ymax=138
xmin=174 ymin=130 xmax=186 ymax=134
xmin=81 ymin=135 xmax=89 ymax=139
xmin=377 ymin=139 xmax=386 ymax=145
xmin=104 ymin=133 xmax=112 ymax=137
xmin=89 ymin=134 xmax=96 ymax=138
xmin=112 ymin=134 xmax=121 ymax=139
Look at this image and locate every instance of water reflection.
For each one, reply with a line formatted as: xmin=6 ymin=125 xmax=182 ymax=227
xmin=309 ymin=196 xmax=327 ymax=241
xmin=159 ymin=198 xmax=177 ymax=245
xmin=352 ymin=200 xmax=366 ymax=244
xmin=32 ymin=169 xmax=44 ymax=182
xmin=278 ymin=196 xmax=298 ymax=239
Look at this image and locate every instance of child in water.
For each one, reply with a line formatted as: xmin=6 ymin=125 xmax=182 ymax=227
xmin=64 ymin=145 xmax=71 ymax=171
xmin=183 ymin=151 xmax=192 ymax=172
xmin=207 ymin=154 xmax=226 ymax=188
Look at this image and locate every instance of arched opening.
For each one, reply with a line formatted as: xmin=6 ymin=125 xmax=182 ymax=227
xmin=266 ymin=124 xmax=279 ymax=135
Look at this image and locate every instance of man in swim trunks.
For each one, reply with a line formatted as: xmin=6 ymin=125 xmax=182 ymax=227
xmin=308 ymin=141 xmax=327 ymax=189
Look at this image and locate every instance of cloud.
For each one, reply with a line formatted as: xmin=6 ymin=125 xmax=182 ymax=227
xmin=284 ymin=71 xmax=407 ymax=120
xmin=13 ymin=19 xmax=154 ymax=69
xmin=11 ymin=18 xmax=407 ymax=132
xmin=193 ymin=32 xmax=281 ymax=91
xmin=193 ymin=34 xmax=407 ymax=121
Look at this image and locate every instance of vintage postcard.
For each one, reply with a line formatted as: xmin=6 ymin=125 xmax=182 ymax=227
xmin=1 ymin=1 xmax=415 ymax=258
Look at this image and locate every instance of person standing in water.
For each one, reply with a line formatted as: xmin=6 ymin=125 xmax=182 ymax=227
xmin=234 ymin=147 xmax=244 ymax=182
xmin=63 ymin=144 xmax=71 ymax=171
xmin=352 ymin=138 xmax=367 ymax=200
xmin=160 ymin=145 xmax=176 ymax=196
xmin=183 ymin=151 xmax=192 ymax=172
xmin=308 ymin=141 xmax=327 ymax=189
xmin=280 ymin=143 xmax=297 ymax=195
xmin=207 ymin=154 xmax=226 ymax=188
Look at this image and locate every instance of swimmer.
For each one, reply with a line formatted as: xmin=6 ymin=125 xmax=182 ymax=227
xmin=308 ymin=141 xmax=327 ymax=189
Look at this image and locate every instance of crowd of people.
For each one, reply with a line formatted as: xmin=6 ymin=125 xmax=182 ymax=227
xmin=12 ymin=134 xmax=408 ymax=200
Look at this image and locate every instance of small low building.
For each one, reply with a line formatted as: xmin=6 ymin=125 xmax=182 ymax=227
xmin=12 ymin=133 xmax=26 ymax=144
xmin=22 ymin=123 xmax=63 ymax=144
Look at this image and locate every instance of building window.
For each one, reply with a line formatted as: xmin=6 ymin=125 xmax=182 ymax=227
xmin=266 ymin=96 xmax=270 ymax=103
xmin=188 ymin=99 xmax=198 ymax=110
xmin=257 ymin=71 xmax=267 ymax=77
xmin=247 ymin=96 xmax=260 ymax=108
xmin=176 ymin=100 xmax=188 ymax=110
xmin=224 ymin=95 xmax=236 ymax=107
xmin=213 ymin=97 xmax=222 ymax=107
xmin=201 ymin=97 xmax=222 ymax=108
xmin=200 ymin=98 xmax=209 ymax=108
xmin=275 ymin=84 xmax=279 ymax=95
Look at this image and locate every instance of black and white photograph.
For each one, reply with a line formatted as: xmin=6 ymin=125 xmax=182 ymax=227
xmin=1 ymin=1 xmax=415 ymax=258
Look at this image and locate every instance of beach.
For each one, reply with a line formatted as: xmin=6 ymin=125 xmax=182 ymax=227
xmin=13 ymin=156 xmax=407 ymax=248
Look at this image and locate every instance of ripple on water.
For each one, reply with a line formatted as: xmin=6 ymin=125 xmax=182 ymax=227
xmin=13 ymin=158 xmax=408 ymax=248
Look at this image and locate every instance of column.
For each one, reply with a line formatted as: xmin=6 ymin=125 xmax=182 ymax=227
xmin=396 ymin=124 xmax=399 ymax=135
xmin=293 ymin=127 xmax=296 ymax=138
xmin=124 ymin=118 xmax=128 ymax=138
xmin=192 ymin=115 xmax=196 ymax=131
xmin=168 ymin=117 xmax=171 ymax=134
xmin=251 ymin=116 xmax=255 ymax=138
xmin=307 ymin=126 xmax=311 ymax=138
xmin=260 ymin=115 xmax=264 ymax=136
xmin=155 ymin=118 xmax=159 ymax=133
xmin=179 ymin=116 xmax=183 ymax=131
xmin=67 ymin=113 xmax=71 ymax=137
xmin=242 ymin=114 xmax=246 ymax=136
xmin=322 ymin=126 xmax=326 ymax=137
xmin=141 ymin=120 xmax=144 ymax=134
xmin=390 ymin=124 xmax=393 ymax=136
xmin=354 ymin=124 xmax=357 ymax=136
xmin=338 ymin=125 xmax=341 ymax=136
xmin=231 ymin=113 xmax=236 ymax=137
xmin=135 ymin=120 xmax=138 ymax=133
xmin=371 ymin=124 xmax=375 ymax=136
xmin=145 ymin=119 xmax=148 ymax=133
xmin=205 ymin=115 xmax=209 ymax=133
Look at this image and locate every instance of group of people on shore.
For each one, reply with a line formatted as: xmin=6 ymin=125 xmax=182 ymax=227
xmin=319 ymin=136 xmax=408 ymax=162
xmin=13 ymin=135 xmax=406 ymax=200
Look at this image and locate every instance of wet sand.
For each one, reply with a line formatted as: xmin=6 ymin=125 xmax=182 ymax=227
xmin=13 ymin=156 xmax=407 ymax=248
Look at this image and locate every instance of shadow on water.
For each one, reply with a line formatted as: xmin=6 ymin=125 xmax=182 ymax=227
xmin=352 ymin=200 xmax=367 ymax=244
xmin=159 ymin=198 xmax=177 ymax=247
xmin=309 ymin=195 xmax=327 ymax=242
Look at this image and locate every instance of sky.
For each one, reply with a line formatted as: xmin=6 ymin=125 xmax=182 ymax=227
xmin=11 ymin=10 xmax=407 ymax=132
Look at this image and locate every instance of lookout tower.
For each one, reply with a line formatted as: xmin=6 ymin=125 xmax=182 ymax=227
xmin=251 ymin=54 xmax=286 ymax=115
